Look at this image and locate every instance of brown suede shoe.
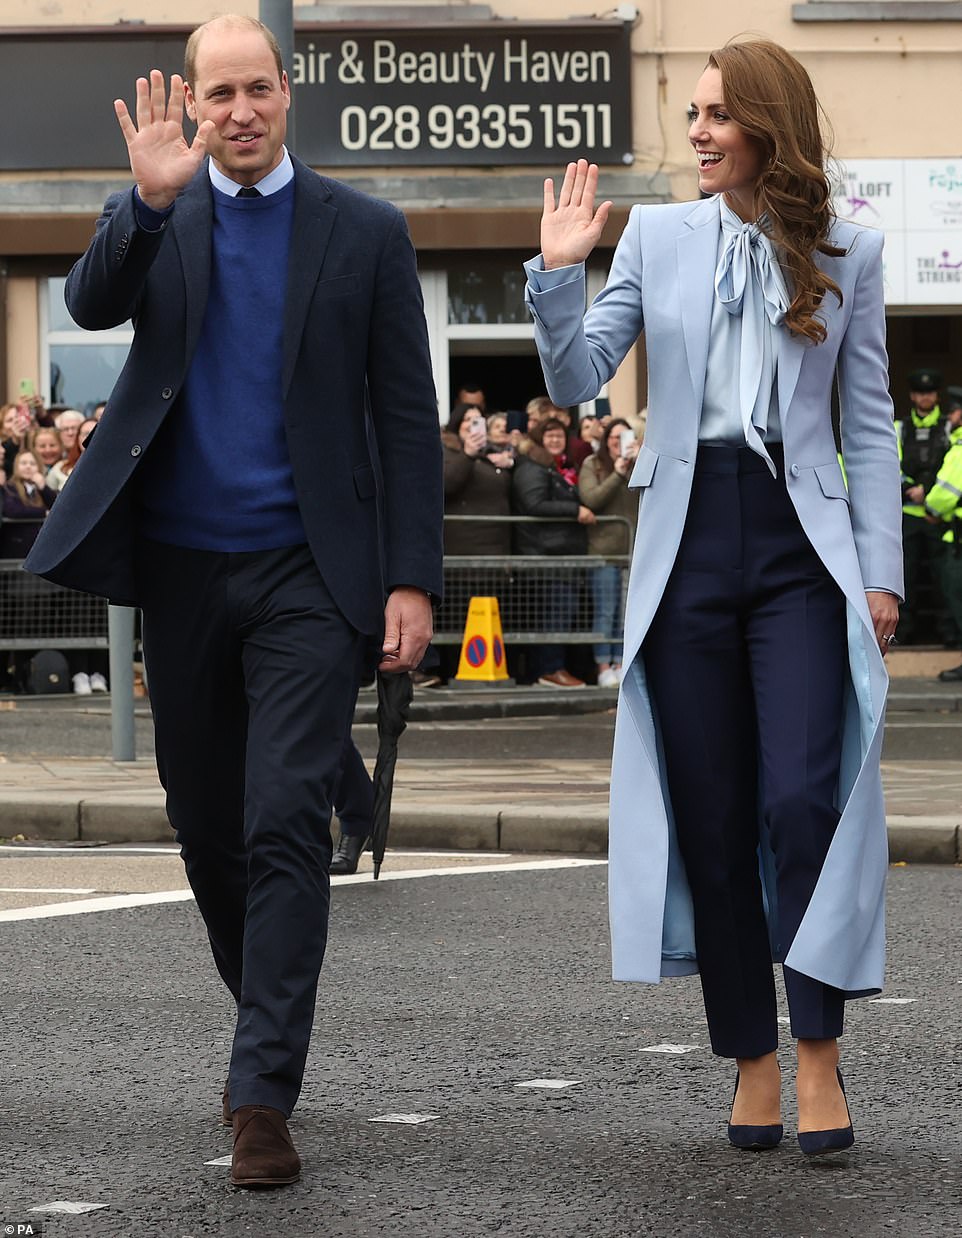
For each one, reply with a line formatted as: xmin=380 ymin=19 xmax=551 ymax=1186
xmin=222 ymin=1083 xmax=232 ymax=1127
xmin=231 ymin=1105 xmax=300 ymax=1188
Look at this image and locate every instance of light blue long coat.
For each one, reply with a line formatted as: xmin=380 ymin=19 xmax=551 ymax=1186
xmin=525 ymin=195 xmax=903 ymax=995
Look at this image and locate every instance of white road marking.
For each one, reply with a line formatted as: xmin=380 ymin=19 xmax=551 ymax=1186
xmin=30 ymin=1201 xmax=108 ymax=1213
xmin=516 ymin=1079 xmax=582 ymax=1090
xmin=0 ymin=846 xmax=509 ymax=859
xmin=640 ymin=1044 xmax=702 ymax=1055
xmin=869 ymin=997 xmax=917 ymax=1005
xmin=0 ymin=858 xmax=606 ymax=922
xmin=0 ymin=887 xmax=96 ymax=894
xmin=369 ymin=1113 xmax=440 ymax=1124
xmin=0 ymin=845 xmax=180 ymax=855
xmin=0 ymin=889 xmax=195 ymax=923
xmin=205 ymin=1155 xmax=233 ymax=1166
xmin=373 ymin=850 xmax=509 ymax=859
xmin=334 ymin=858 xmax=606 ymax=886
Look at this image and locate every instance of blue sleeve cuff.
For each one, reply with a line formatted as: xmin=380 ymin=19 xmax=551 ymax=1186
xmin=133 ymin=187 xmax=174 ymax=233
xmin=523 ymin=255 xmax=585 ymax=294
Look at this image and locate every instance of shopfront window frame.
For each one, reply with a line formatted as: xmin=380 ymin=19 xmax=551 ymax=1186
xmin=419 ymin=265 xmax=607 ymax=424
xmin=42 ymin=276 xmax=134 ymax=410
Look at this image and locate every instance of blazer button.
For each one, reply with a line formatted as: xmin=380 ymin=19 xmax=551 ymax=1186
xmin=790 ymin=464 xmax=800 ymax=477
xmin=161 ymin=386 xmax=173 ymax=399
xmin=130 ymin=445 xmax=142 ymax=457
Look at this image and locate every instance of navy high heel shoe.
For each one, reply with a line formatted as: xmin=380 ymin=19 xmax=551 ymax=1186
xmin=797 ymin=1068 xmax=855 ymax=1155
xmin=727 ymin=1071 xmax=784 ymax=1150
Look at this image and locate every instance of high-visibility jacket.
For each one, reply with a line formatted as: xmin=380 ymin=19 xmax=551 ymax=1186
xmin=923 ymin=423 xmax=962 ymax=543
xmin=897 ymin=407 xmax=950 ymax=518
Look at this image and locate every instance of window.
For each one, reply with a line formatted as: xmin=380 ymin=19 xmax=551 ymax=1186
xmin=794 ymin=2 xmax=962 ymax=19
xmin=43 ymin=277 xmax=133 ymax=411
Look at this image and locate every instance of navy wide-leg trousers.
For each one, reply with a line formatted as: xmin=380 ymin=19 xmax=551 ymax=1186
xmin=138 ymin=541 xmax=364 ymax=1115
xmin=644 ymin=445 xmax=848 ymax=1059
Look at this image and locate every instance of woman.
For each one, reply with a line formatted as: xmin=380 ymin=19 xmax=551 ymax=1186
xmin=578 ymin=419 xmax=639 ymax=687
xmin=485 ymin=411 xmax=511 ymax=449
xmin=511 ymin=435 xmax=595 ymax=688
xmin=1 ymin=401 xmax=33 ymax=481
xmin=443 ymin=405 xmax=514 ymax=557
xmin=525 ymin=39 xmax=901 ymax=1154
xmin=29 ymin=427 xmax=66 ymax=486
xmin=535 ymin=417 xmax=581 ymax=487
xmin=0 ymin=450 xmax=57 ymax=557
xmin=47 ymin=410 xmax=85 ymax=490
xmin=440 ymin=402 xmax=515 ymax=681
xmin=575 ymin=412 xmax=604 ymax=457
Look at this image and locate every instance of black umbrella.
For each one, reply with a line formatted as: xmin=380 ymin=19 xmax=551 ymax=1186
xmin=370 ymin=669 xmax=414 ymax=879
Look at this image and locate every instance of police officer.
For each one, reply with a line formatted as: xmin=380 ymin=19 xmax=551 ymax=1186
xmin=897 ymin=368 xmax=953 ymax=643
xmin=921 ymin=387 xmax=962 ymax=680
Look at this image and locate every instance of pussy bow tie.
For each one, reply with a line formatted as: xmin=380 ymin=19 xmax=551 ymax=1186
xmin=714 ymin=206 xmax=791 ymax=471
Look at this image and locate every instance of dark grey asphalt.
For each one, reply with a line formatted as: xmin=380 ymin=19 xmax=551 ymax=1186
xmin=0 ymin=863 xmax=959 ymax=1237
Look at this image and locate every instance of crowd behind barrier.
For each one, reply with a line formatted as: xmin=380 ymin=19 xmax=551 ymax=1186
xmin=0 ymin=513 xmax=630 ymax=688
xmin=5 ymin=373 xmax=962 ymax=690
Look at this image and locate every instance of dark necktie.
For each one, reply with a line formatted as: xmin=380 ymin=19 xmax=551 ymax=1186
xmin=236 ymin=186 xmax=261 ymax=198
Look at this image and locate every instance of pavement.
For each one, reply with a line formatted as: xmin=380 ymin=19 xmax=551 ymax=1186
xmin=0 ymin=854 xmax=959 ymax=1236
xmin=0 ymin=670 xmax=961 ymax=863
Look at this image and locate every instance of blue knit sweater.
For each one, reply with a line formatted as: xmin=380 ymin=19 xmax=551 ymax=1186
xmin=140 ymin=179 xmax=306 ymax=551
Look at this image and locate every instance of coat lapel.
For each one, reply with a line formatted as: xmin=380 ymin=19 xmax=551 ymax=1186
xmin=282 ymin=158 xmax=338 ymax=396
xmin=776 ymin=248 xmax=847 ymax=416
xmin=171 ymin=170 xmax=213 ymax=360
xmin=675 ymin=197 xmax=720 ymax=408
xmin=776 ymin=318 xmax=807 ymax=414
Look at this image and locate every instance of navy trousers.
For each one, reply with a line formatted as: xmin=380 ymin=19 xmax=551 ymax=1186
xmin=138 ymin=541 xmax=364 ymax=1115
xmin=335 ymin=738 xmax=374 ymax=839
xmin=644 ymin=445 xmax=847 ymax=1059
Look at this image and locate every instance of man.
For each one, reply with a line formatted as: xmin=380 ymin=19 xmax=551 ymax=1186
xmin=921 ymin=387 xmax=962 ymax=681
xmin=26 ymin=15 xmax=442 ymax=1189
xmin=454 ymin=383 xmax=485 ymax=411
xmin=897 ymin=368 xmax=952 ymax=643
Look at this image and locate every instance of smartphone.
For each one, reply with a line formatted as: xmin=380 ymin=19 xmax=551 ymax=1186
xmin=620 ymin=429 xmax=636 ymax=455
xmin=19 ymin=378 xmax=35 ymax=398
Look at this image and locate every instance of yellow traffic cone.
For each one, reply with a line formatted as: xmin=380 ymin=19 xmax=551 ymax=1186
xmin=454 ymin=596 xmax=513 ymax=686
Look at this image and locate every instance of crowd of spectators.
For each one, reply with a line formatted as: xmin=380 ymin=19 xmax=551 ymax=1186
xmin=0 ymin=390 xmax=108 ymax=694
xmin=441 ymin=383 xmax=641 ymax=687
xmin=9 ymin=362 xmax=962 ymax=697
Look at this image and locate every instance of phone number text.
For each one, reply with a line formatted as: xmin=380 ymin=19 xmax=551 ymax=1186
xmin=339 ymin=101 xmax=614 ymax=153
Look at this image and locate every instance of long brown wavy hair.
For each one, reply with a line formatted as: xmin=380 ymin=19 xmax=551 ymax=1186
xmin=708 ymin=39 xmax=845 ymax=344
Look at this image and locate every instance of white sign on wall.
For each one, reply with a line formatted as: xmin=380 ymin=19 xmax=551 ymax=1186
xmin=832 ymin=159 xmax=962 ymax=307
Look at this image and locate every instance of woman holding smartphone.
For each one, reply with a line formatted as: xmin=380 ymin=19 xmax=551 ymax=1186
xmin=578 ymin=419 xmax=639 ymax=687
xmin=525 ymin=38 xmax=901 ymax=1154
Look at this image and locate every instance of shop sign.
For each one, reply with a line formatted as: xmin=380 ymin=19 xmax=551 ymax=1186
xmin=292 ymin=27 xmax=632 ymax=166
xmin=833 ymin=158 xmax=962 ymax=305
xmin=0 ymin=24 xmax=631 ymax=172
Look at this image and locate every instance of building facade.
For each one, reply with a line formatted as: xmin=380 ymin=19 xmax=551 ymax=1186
xmin=1 ymin=0 xmax=960 ymax=421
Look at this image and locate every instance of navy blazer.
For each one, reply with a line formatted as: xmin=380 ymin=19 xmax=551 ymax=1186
xmin=25 ymin=157 xmax=443 ymax=637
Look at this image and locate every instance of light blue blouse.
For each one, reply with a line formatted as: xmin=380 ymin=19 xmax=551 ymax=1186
xmin=698 ymin=200 xmax=791 ymax=474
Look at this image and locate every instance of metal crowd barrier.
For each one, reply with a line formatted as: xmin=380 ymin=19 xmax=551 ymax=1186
xmin=0 ymin=556 xmax=137 ymax=760
xmin=0 ymin=557 xmax=108 ymax=650
xmin=0 ymin=514 xmax=632 ymax=754
xmin=436 ymin=515 xmax=632 ymax=645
